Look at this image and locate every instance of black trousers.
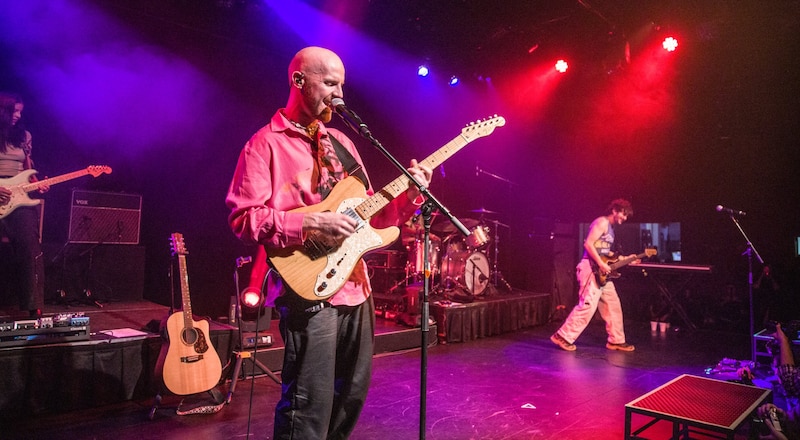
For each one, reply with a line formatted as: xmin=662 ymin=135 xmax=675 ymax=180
xmin=0 ymin=205 xmax=45 ymax=311
xmin=273 ymin=294 xmax=375 ymax=440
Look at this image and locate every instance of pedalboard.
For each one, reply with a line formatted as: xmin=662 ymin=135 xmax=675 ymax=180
xmin=0 ymin=312 xmax=91 ymax=348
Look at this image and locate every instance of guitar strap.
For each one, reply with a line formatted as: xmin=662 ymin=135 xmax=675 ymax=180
xmin=329 ymin=134 xmax=370 ymax=191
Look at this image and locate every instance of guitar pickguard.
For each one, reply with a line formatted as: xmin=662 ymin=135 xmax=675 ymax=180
xmin=312 ymin=197 xmax=383 ymax=298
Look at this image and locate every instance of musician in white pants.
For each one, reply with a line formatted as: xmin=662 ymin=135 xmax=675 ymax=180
xmin=550 ymin=199 xmax=637 ymax=352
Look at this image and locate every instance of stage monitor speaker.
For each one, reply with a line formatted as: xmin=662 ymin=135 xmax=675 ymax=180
xmin=68 ymin=190 xmax=141 ymax=244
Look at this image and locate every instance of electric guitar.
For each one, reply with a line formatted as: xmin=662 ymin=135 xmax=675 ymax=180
xmin=161 ymin=233 xmax=223 ymax=396
xmin=269 ymin=115 xmax=506 ymax=301
xmin=0 ymin=166 xmax=112 ymax=219
xmin=593 ymin=248 xmax=658 ymax=286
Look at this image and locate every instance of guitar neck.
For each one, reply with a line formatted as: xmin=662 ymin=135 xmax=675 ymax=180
xmin=21 ymin=169 xmax=92 ymax=193
xmin=177 ymin=254 xmax=194 ymax=329
xmin=609 ymin=251 xmax=649 ymax=271
xmin=354 ymin=133 xmax=473 ymax=220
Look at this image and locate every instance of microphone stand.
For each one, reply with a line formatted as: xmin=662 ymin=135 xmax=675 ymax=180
xmin=475 ymin=166 xmax=519 ymax=186
xmin=335 ymin=108 xmax=469 ymax=440
xmin=723 ymin=213 xmax=764 ymax=361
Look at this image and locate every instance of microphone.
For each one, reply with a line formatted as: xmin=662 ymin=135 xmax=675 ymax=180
xmin=236 ymin=255 xmax=253 ymax=268
xmin=716 ymin=205 xmax=746 ymax=216
xmin=330 ymin=98 xmax=371 ymax=138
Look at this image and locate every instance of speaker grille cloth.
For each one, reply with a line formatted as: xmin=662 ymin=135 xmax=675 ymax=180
xmin=68 ymin=207 xmax=141 ymax=244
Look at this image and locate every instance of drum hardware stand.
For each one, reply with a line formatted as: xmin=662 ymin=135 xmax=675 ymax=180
xmin=486 ymin=219 xmax=512 ymax=291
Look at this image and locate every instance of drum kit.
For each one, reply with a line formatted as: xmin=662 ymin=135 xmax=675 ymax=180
xmin=386 ymin=207 xmax=510 ymax=297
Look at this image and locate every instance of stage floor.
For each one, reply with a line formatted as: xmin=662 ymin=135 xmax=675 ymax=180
xmin=0 ymin=289 xmax=550 ymax=419
xmin=4 ymin=314 xmax=771 ymax=440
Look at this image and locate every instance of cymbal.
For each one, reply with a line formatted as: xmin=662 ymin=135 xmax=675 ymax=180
xmin=469 ymin=208 xmax=497 ymax=215
xmin=431 ymin=218 xmax=481 ymax=235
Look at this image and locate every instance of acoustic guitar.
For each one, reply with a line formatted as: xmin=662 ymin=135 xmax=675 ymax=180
xmin=593 ymin=248 xmax=658 ymax=286
xmin=269 ymin=116 xmax=505 ymax=301
xmin=0 ymin=165 xmax=112 ymax=219
xmin=161 ymin=233 xmax=223 ymax=396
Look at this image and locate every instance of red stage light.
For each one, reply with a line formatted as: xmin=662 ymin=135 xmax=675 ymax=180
xmin=662 ymin=37 xmax=678 ymax=52
xmin=555 ymin=59 xmax=569 ymax=73
xmin=240 ymin=287 xmax=264 ymax=309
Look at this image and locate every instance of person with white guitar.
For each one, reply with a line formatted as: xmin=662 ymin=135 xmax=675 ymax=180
xmin=0 ymin=92 xmax=47 ymax=319
xmin=226 ymin=47 xmax=432 ymax=439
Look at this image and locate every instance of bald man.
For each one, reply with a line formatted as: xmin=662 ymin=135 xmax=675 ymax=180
xmin=227 ymin=46 xmax=432 ymax=439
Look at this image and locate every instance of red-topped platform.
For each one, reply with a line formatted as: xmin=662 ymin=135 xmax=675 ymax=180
xmin=625 ymin=374 xmax=771 ymax=439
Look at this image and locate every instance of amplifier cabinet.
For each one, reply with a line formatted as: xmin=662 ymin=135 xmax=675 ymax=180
xmin=68 ymin=190 xmax=142 ymax=244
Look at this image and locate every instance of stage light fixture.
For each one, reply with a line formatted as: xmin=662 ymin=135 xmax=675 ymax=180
xmin=555 ymin=59 xmax=569 ymax=73
xmin=662 ymin=37 xmax=678 ymax=52
xmin=238 ymin=285 xmax=270 ymax=329
xmin=449 ymin=75 xmax=459 ymax=86
xmin=240 ymin=287 xmax=264 ymax=309
xmin=417 ymin=65 xmax=430 ymax=77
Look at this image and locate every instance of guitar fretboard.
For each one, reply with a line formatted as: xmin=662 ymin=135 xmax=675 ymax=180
xmin=177 ymin=254 xmax=194 ymax=330
xmin=354 ymin=128 xmax=479 ymax=220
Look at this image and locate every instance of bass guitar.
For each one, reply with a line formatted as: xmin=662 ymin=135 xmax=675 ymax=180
xmin=593 ymin=248 xmax=658 ymax=286
xmin=0 ymin=166 xmax=112 ymax=219
xmin=269 ymin=115 xmax=506 ymax=301
xmin=161 ymin=233 xmax=223 ymax=396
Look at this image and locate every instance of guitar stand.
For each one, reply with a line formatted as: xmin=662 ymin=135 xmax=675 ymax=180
xmin=149 ymin=337 xmax=225 ymax=420
xmin=149 ymin=385 xmax=225 ymax=419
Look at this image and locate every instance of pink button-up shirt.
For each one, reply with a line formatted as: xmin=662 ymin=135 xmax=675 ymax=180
xmin=226 ymin=110 xmax=419 ymax=307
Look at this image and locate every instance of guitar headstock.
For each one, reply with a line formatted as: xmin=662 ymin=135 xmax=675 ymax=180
xmin=170 ymin=232 xmax=188 ymax=256
xmin=644 ymin=248 xmax=658 ymax=258
xmin=87 ymin=165 xmax=113 ymax=177
xmin=461 ymin=115 xmax=506 ymax=141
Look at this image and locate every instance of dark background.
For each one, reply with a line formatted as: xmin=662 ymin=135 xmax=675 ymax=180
xmin=1 ymin=1 xmax=798 ymax=325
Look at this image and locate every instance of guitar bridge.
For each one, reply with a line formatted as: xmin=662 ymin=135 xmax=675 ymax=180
xmin=180 ymin=354 xmax=204 ymax=363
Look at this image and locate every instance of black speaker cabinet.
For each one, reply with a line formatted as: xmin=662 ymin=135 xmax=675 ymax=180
xmin=68 ymin=190 xmax=141 ymax=244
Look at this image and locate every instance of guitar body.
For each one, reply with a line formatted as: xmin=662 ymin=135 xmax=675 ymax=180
xmin=269 ymin=176 xmax=400 ymax=301
xmin=162 ymin=311 xmax=223 ymax=396
xmin=0 ymin=170 xmax=40 ymax=218
xmin=593 ymin=254 xmax=621 ymax=287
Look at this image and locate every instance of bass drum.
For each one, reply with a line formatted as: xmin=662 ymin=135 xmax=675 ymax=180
xmin=441 ymin=251 xmax=490 ymax=296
